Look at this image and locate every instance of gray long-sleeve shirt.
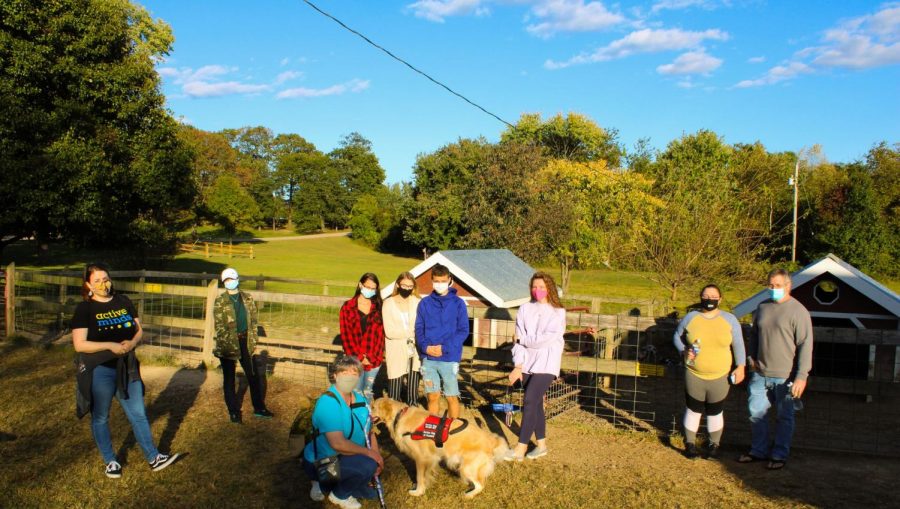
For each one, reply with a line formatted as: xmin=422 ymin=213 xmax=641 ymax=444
xmin=747 ymin=297 xmax=814 ymax=381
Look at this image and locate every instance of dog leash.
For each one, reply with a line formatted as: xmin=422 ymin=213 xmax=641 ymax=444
xmin=365 ymin=410 xmax=388 ymax=509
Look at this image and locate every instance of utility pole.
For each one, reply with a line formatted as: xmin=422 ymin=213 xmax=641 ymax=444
xmin=790 ymin=161 xmax=799 ymax=263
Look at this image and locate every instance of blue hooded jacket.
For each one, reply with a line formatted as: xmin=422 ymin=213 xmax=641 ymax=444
xmin=415 ymin=287 xmax=469 ymax=363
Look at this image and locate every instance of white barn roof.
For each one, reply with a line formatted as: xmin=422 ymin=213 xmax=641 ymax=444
xmin=732 ymin=253 xmax=900 ymax=320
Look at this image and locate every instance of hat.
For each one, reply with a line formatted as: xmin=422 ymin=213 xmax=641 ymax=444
xmin=220 ymin=268 xmax=239 ymax=282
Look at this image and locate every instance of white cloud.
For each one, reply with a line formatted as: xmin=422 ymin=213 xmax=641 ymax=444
xmin=157 ymin=65 xmax=271 ymax=98
xmin=275 ymin=71 xmax=303 ymax=84
xmin=280 ymin=57 xmax=290 ymax=67
xmin=747 ymin=56 xmax=766 ymax=64
xmin=676 ymin=78 xmax=699 ymax=88
xmin=183 ymin=81 xmax=270 ymax=98
xmin=656 ymin=49 xmax=722 ymax=75
xmin=277 ymin=79 xmax=370 ymax=99
xmin=734 ymin=61 xmax=812 ymax=88
xmin=735 ymin=5 xmax=900 ymax=88
xmin=650 ymin=0 xmax=717 ymax=14
xmin=546 ymin=27 xmax=728 ymax=69
xmin=407 ymin=0 xmax=489 ymax=23
xmin=526 ymin=0 xmax=626 ymax=38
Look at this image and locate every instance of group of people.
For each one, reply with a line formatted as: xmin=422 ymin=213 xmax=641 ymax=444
xmin=672 ymin=269 xmax=813 ymax=471
xmin=71 ymin=261 xmax=813 ymax=505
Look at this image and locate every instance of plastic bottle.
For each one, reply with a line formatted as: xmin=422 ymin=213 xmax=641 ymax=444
xmin=686 ymin=339 xmax=701 ymax=367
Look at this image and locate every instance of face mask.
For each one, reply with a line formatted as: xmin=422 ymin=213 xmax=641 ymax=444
xmin=360 ymin=288 xmax=377 ymax=299
xmin=700 ymin=298 xmax=719 ymax=311
xmin=769 ymin=288 xmax=785 ymax=301
xmin=91 ymin=281 xmax=111 ymax=297
xmin=432 ymin=282 xmax=449 ymax=295
xmin=398 ymin=288 xmax=413 ymax=298
xmin=532 ymin=288 xmax=548 ymax=301
xmin=224 ymin=280 xmax=239 ymax=291
xmin=334 ymin=374 xmax=360 ymax=393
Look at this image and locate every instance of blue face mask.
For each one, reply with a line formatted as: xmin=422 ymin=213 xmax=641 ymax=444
xmin=360 ymin=288 xmax=376 ymax=299
xmin=769 ymin=288 xmax=785 ymax=301
xmin=224 ymin=279 xmax=239 ymax=291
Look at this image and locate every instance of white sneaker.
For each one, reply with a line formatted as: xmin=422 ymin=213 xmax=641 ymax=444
xmin=526 ymin=447 xmax=548 ymax=460
xmin=328 ymin=492 xmax=361 ymax=509
xmin=105 ymin=460 xmax=122 ymax=478
xmin=310 ymin=481 xmax=324 ymax=502
xmin=502 ymin=449 xmax=524 ymax=462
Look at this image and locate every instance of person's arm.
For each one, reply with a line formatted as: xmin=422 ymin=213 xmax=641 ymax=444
xmin=122 ymin=318 xmax=143 ymax=353
xmin=672 ymin=314 xmax=689 ymax=354
xmin=72 ymin=328 xmax=126 ymax=355
xmin=451 ymin=298 xmax=469 ymax=351
xmin=791 ymin=307 xmax=814 ymax=397
xmin=726 ymin=313 xmax=747 ymax=384
xmin=521 ymin=308 xmax=566 ymax=350
xmin=324 ymin=431 xmax=384 ymax=471
xmin=415 ymin=300 xmax=437 ymax=356
xmin=382 ymin=299 xmax=402 ymax=339
xmin=746 ymin=309 xmax=760 ymax=370
xmin=339 ymin=303 xmax=360 ymax=358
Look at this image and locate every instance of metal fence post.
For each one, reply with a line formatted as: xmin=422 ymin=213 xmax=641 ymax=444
xmin=5 ymin=262 xmax=15 ymax=338
xmin=201 ymin=279 xmax=219 ymax=367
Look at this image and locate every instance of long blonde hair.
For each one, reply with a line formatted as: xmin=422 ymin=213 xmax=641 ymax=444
xmin=391 ymin=271 xmax=419 ymax=298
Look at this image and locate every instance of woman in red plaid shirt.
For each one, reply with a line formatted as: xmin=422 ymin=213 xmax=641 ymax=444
xmin=339 ymin=272 xmax=385 ymax=401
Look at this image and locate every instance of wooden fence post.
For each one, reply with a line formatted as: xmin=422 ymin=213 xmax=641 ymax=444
xmin=228 ymin=241 xmax=233 ymax=259
xmin=204 ymin=242 xmax=210 ymax=258
xmin=5 ymin=262 xmax=15 ymax=339
xmin=138 ymin=269 xmax=146 ymax=318
xmin=256 ymin=276 xmax=265 ymax=291
xmin=250 ymin=245 xmax=254 ymax=259
xmin=201 ymin=279 xmax=219 ymax=367
xmin=57 ymin=278 xmax=67 ymax=331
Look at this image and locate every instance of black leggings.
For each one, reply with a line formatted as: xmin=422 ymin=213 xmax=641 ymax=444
xmin=219 ymin=338 xmax=265 ymax=414
xmin=518 ymin=373 xmax=555 ymax=445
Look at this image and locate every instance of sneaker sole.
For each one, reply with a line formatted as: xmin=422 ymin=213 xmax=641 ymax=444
xmin=151 ymin=453 xmax=180 ymax=472
xmin=526 ymin=451 xmax=548 ymax=460
xmin=106 ymin=472 xmax=122 ymax=479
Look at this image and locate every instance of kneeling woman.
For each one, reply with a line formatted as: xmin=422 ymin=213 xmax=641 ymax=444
xmin=303 ymin=356 xmax=384 ymax=508
xmin=673 ymin=284 xmax=746 ymax=458
xmin=71 ymin=263 xmax=179 ymax=478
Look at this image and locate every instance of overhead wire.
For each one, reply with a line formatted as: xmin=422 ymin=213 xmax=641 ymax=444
xmin=300 ymin=0 xmax=514 ymax=129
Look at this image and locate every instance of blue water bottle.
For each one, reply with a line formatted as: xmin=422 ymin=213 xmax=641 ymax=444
xmin=686 ymin=339 xmax=701 ymax=367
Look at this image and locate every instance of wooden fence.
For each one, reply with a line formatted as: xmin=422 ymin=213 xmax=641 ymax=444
xmin=178 ymin=241 xmax=254 ymax=259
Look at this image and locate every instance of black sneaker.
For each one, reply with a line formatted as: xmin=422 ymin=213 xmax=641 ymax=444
xmin=254 ymin=409 xmax=274 ymax=419
xmin=230 ymin=412 xmax=242 ymax=423
xmin=105 ymin=460 xmax=122 ymax=479
xmin=705 ymin=443 xmax=721 ymax=459
xmin=149 ymin=452 xmax=180 ymax=472
xmin=684 ymin=442 xmax=700 ymax=459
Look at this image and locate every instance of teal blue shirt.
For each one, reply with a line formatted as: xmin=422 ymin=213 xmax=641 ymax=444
xmin=302 ymin=386 xmax=369 ymax=462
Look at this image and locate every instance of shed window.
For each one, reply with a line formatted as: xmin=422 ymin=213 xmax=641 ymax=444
xmin=813 ymin=280 xmax=840 ymax=305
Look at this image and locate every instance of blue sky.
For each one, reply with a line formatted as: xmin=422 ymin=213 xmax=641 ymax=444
xmin=142 ymin=0 xmax=900 ymax=183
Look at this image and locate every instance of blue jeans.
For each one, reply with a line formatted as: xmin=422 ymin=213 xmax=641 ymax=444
xmin=91 ymin=365 xmax=159 ymax=463
xmin=302 ymin=454 xmax=378 ymax=500
xmin=747 ymin=372 xmax=795 ymax=461
xmin=357 ymin=366 xmax=380 ymax=400
xmin=420 ymin=358 xmax=460 ymax=397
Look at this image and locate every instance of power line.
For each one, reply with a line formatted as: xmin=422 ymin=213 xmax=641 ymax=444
xmin=300 ymin=0 xmax=514 ymax=129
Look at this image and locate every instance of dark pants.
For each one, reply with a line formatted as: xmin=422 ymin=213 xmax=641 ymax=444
xmin=518 ymin=373 xmax=555 ymax=445
xmin=303 ymin=455 xmax=378 ymax=500
xmin=387 ymin=371 xmax=420 ymax=406
xmin=219 ymin=336 xmax=265 ymax=414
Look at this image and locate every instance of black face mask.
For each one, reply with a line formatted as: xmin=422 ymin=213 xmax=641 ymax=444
xmin=700 ymin=298 xmax=719 ymax=311
xmin=398 ymin=288 xmax=413 ymax=298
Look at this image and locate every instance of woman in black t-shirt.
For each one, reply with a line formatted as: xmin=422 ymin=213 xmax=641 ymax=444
xmin=71 ymin=263 xmax=179 ymax=479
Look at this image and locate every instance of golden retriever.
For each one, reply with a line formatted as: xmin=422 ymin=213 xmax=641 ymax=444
xmin=371 ymin=397 xmax=508 ymax=498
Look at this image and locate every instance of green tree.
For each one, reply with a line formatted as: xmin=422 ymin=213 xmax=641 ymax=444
xmin=205 ymin=175 xmax=260 ymax=234
xmin=0 ymin=0 xmax=194 ymax=251
xmin=272 ymin=133 xmax=318 ymax=229
xmin=501 ymin=112 xmax=623 ymax=167
xmin=635 ymin=130 xmax=762 ymax=301
xmin=532 ymin=159 xmax=662 ymax=292
xmin=402 ymin=138 xmax=488 ymax=250
xmin=330 ymin=132 xmax=386 ymax=201
xmin=291 ymin=151 xmax=345 ymax=232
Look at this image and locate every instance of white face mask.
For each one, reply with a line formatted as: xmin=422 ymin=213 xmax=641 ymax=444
xmin=335 ymin=374 xmax=360 ymax=393
xmin=432 ymin=282 xmax=450 ymax=295
xmin=224 ymin=279 xmax=239 ymax=291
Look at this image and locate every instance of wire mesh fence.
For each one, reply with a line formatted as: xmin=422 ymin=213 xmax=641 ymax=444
xmin=6 ymin=267 xmax=900 ymax=455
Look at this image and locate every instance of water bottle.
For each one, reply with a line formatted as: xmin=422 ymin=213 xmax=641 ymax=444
xmin=686 ymin=339 xmax=701 ymax=367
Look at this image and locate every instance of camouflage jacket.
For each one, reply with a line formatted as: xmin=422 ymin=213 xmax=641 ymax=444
xmin=213 ymin=290 xmax=259 ymax=359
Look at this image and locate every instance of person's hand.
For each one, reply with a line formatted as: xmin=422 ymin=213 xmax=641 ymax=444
xmin=747 ymin=357 xmax=757 ymax=372
xmin=508 ymin=367 xmax=523 ymax=386
xmin=109 ymin=342 xmax=128 ymax=355
xmin=361 ymin=356 xmax=372 ymax=366
xmin=791 ymin=378 xmax=807 ymax=398
xmin=684 ymin=349 xmax=696 ymax=363
xmin=426 ymin=345 xmax=442 ymax=357
xmin=368 ymin=449 xmax=384 ymax=476
xmin=731 ymin=366 xmax=745 ymax=385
